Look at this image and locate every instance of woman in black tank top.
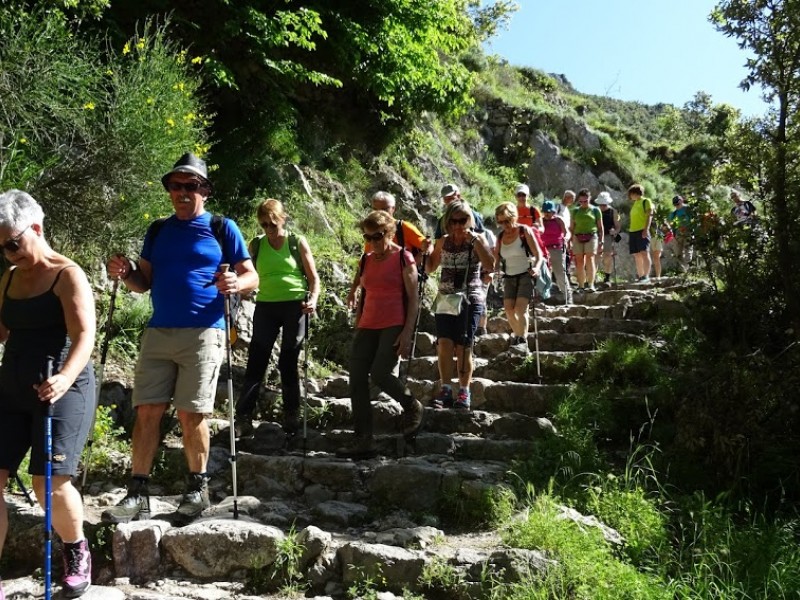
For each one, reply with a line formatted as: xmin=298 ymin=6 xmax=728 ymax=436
xmin=0 ymin=190 xmax=96 ymax=597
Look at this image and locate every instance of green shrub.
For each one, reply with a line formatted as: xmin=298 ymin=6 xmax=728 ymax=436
xmin=583 ymin=339 xmax=662 ymax=388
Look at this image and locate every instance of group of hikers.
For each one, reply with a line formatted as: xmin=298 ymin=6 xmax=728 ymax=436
xmin=0 ymin=150 xmax=752 ymax=598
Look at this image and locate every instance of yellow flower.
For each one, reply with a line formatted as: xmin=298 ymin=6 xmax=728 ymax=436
xmin=146 ymin=97 xmax=154 ymax=105
xmin=19 ymin=138 xmax=27 ymax=144
xmin=191 ymin=56 xmax=203 ymax=65
xmin=83 ymin=102 xmax=96 ymax=111
xmin=177 ymin=50 xmax=187 ymax=64
xmin=183 ymin=112 xmax=196 ymax=123
xmin=122 ymin=42 xmax=131 ymax=55
xmin=172 ymin=82 xmax=186 ymax=92
xmin=136 ymin=38 xmax=146 ymax=50
xmin=146 ymin=181 xmax=153 ymax=186
xmin=166 ymin=118 xmax=175 ymax=128
xmin=143 ymin=213 xmax=150 ymax=220
xmin=105 ymin=69 xmax=114 ymax=76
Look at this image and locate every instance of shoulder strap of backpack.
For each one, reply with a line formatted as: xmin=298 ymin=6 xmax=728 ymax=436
xmin=147 ymin=217 xmax=169 ymax=243
xmin=248 ymin=235 xmax=263 ymax=263
xmin=287 ymin=232 xmax=308 ymax=286
xmin=395 ymin=220 xmax=405 ymax=250
xmin=519 ymin=225 xmax=531 ymax=257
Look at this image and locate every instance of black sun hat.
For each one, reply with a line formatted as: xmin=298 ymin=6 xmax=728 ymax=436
xmin=161 ymin=153 xmax=212 ymax=191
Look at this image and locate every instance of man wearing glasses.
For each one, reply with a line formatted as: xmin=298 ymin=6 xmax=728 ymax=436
xmin=102 ymin=153 xmax=257 ymax=525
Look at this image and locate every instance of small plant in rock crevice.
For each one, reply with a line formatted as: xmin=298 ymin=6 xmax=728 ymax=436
xmin=244 ymin=526 xmax=306 ymax=595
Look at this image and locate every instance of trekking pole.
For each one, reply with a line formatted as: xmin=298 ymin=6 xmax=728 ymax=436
xmin=43 ymin=358 xmax=54 ymax=600
xmin=302 ymin=291 xmax=311 ymax=456
xmin=532 ymin=292 xmax=542 ymax=384
xmin=221 ymin=264 xmax=239 ymax=520
xmin=459 ymin=241 xmax=475 ymax=378
xmin=80 ymin=277 xmax=120 ymax=492
xmin=402 ymin=241 xmax=429 ymax=385
xmin=9 ymin=472 xmax=35 ymax=506
xmin=612 ymin=239 xmax=618 ymax=290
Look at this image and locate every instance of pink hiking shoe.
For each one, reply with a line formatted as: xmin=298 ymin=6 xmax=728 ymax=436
xmin=62 ymin=539 xmax=91 ymax=597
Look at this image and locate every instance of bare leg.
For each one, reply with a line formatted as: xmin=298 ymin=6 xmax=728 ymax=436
xmin=642 ymin=249 xmax=652 ymax=277
xmin=504 ymin=298 xmax=521 ymax=336
xmin=574 ymin=254 xmax=586 ymax=287
xmin=178 ymin=411 xmax=209 ymax=473
xmin=586 ymin=255 xmax=597 ymax=286
xmin=33 ymin=475 xmax=84 ymax=543
xmin=131 ymin=403 xmax=169 ymax=475
xmin=514 ymin=297 xmax=529 ymax=337
xmin=652 ymin=249 xmax=662 ymax=277
xmin=436 ymin=338 xmax=455 ymax=390
xmin=454 ymin=345 xmax=474 ymax=388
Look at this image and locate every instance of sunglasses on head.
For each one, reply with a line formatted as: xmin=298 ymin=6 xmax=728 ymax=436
xmin=450 ymin=217 xmax=469 ymax=225
xmin=1 ymin=225 xmax=30 ymax=253
xmin=260 ymin=221 xmax=278 ymax=229
xmin=363 ymin=230 xmax=387 ymax=242
xmin=166 ymin=181 xmax=204 ymax=193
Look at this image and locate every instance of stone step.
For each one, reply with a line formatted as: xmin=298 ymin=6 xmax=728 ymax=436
xmin=475 ymin=350 xmax=595 ymax=383
xmin=475 ymin=330 xmax=645 ymax=355
xmin=483 ymin=315 xmax=656 ymax=336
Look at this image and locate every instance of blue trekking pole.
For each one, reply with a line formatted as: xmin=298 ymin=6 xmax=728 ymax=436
xmin=43 ymin=358 xmax=54 ymax=600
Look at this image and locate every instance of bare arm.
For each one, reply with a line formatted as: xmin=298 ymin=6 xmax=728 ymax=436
xmin=396 ymin=257 xmax=420 ymax=358
xmin=426 ymin=238 xmax=445 ymax=273
xmin=107 ymin=254 xmax=152 ymax=293
xmin=469 ymin=231 xmax=495 ymax=273
xmin=0 ymin=270 xmax=11 ymax=343
xmin=299 ymin=237 xmax=321 ymax=314
xmin=522 ymin=226 xmax=544 ymax=274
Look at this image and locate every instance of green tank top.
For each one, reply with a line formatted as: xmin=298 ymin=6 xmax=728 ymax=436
xmin=254 ymin=236 xmax=307 ymax=302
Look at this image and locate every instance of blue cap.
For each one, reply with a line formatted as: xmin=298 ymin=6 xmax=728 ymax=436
xmin=542 ymin=200 xmax=556 ymax=213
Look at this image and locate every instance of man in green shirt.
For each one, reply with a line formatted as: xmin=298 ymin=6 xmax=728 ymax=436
xmin=627 ymin=183 xmax=653 ymax=282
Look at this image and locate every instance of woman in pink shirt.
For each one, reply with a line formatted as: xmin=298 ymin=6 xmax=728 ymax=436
xmin=338 ymin=211 xmax=423 ymax=458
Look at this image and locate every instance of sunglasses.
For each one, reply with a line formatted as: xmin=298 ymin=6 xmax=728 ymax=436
xmin=496 ymin=219 xmax=511 ymax=226
xmin=449 ymin=217 xmax=469 ymax=225
xmin=260 ymin=221 xmax=278 ymax=229
xmin=1 ymin=225 xmax=30 ymax=253
xmin=166 ymin=181 xmax=204 ymax=193
xmin=363 ymin=230 xmax=387 ymax=242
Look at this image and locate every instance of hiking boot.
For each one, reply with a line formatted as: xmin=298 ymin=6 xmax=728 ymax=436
xmin=474 ymin=326 xmax=487 ymax=337
xmin=603 ymin=273 xmax=611 ymax=284
xmin=234 ymin=417 xmax=255 ymax=438
xmin=62 ymin=539 xmax=91 ymax=598
xmin=335 ymin=435 xmax=377 ymax=459
xmin=101 ymin=477 xmax=151 ymax=524
xmin=585 ymin=285 xmax=596 ymax=293
xmin=432 ymin=385 xmax=453 ymax=409
xmin=639 ymin=276 xmax=650 ymax=283
xmin=282 ymin=410 xmax=300 ymax=436
xmin=175 ymin=473 xmax=210 ymax=524
xmin=401 ymin=397 xmax=424 ymax=438
xmin=454 ymin=388 xmax=471 ymax=410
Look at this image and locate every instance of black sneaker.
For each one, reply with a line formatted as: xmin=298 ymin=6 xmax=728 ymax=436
xmin=603 ymin=273 xmax=611 ymax=284
xmin=175 ymin=473 xmax=210 ymax=524
xmin=282 ymin=410 xmax=300 ymax=436
xmin=101 ymin=477 xmax=151 ymax=524
xmin=401 ymin=398 xmax=424 ymax=438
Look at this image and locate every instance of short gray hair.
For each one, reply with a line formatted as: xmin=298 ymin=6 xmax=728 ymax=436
xmin=0 ymin=189 xmax=44 ymax=231
xmin=371 ymin=191 xmax=396 ymax=208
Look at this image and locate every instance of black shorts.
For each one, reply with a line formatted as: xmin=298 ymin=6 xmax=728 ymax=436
xmin=628 ymin=231 xmax=651 ymax=254
xmin=435 ymin=302 xmax=484 ymax=346
xmin=0 ymin=352 xmax=95 ymax=476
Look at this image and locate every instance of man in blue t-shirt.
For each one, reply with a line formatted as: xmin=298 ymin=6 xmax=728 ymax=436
xmin=103 ymin=153 xmax=258 ymax=524
xmin=434 ymin=183 xmax=485 ymax=239
xmin=669 ymin=195 xmax=694 ymax=272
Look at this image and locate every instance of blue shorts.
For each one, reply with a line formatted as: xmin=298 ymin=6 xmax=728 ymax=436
xmin=628 ymin=231 xmax=651 ymax=254
xmin=435 ymin=302 xmax=484 ymax=346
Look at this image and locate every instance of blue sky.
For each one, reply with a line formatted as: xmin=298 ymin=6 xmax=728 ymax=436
xmin=483 ymin=0 xmax=769 ymax=117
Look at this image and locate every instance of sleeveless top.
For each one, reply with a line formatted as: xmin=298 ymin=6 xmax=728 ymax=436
xmin=254 ymin=236 xmax=306 ymax=303
xmin=499 ymin=231 xmax=530 ymax=276
xmin=601 ymin=208 xmax=616 ymax=233
xmin=541 ymin=218 xmax=564 ymax=248
xmin=358 ymin=249 xmax=413 ymax=330
xmin=1 ymin=267 xmax=72 ymax=356
xmin=438 ymin=237 xmax=485 ymax=305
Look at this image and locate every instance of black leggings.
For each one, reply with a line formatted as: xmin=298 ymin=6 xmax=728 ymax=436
xmin=236 ymin=300 xmax=307 ymax=417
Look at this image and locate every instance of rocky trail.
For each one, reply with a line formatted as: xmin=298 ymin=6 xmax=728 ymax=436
xmin=3 ymin=277 xmax=700 ymax=599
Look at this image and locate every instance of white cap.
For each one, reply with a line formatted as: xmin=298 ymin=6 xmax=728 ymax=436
xmin=595 ymin=191 xmax=613 ymax=205
xmin=514 ymin=184 xmax=530 ymax=196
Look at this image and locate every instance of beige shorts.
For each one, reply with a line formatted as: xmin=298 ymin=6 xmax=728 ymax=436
xmin=132 ymin=328 xmax=225 ymax=413
xmin=572 ymin=235 xmax=598 ymax=256
xmin=651 ymin=237 xmax=663 ymax=252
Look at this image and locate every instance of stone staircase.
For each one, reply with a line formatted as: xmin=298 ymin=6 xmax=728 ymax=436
xmin=2 ymin=277 xmax=700 ymax=599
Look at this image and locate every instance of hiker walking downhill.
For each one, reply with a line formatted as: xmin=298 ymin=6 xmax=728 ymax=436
xmin=434 ymin=184 xmax=485 ymax=239
xmin=428 ymin=201 xmax=494 ymax=410
xmin=338 ymin=211 xmax=424 ymax=459
xmin=234 ymin=199 xmax=320 ymax=437
xmin=513 ymin=184 xmax=544 ymax=233
xmin=493 ymin=202 xmax=544 ymax=348
xmin=0 ymin=190 xmax=96 ymax=598
xmin=669 ymin=195 xmax=693 ymax=272
xmin=595 ymin=192 xmax=620 ymax=285
xmin=627 ymin=183 xmax=654 ymax=282
xmin=541 ymin=201 xmax=570 ymax=304
xmin=102 ymin=153 xmax=257 ymax=526
xmin=569 ymin=189 xmax=603 ymax=293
